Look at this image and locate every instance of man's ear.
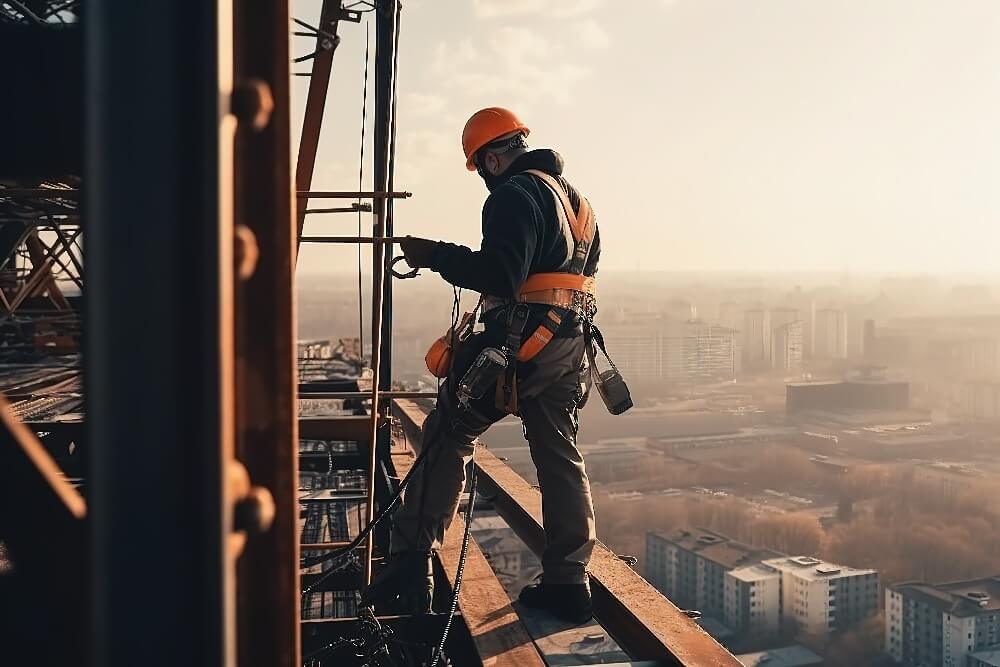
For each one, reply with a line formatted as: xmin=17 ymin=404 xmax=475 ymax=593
xmin=485 ymin=152 xmax=501 ymax=175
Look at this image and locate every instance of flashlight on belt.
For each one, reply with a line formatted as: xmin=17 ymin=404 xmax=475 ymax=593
xmin=457 ymin=347 xmax=508 ymax=408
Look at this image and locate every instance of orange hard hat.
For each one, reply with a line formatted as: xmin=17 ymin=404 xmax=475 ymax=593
xmin=461 ymin=107 xmax=530 ymax=171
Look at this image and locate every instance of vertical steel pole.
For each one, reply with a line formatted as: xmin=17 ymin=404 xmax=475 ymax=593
xmin=364 ymin=0 xmax=398 ymax=587
xmin=85 ymin=0 xmax=233 ymax=665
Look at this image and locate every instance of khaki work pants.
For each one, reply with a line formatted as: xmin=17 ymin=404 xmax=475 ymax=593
xmin=391 ymin=334 xmax=596 ymax=585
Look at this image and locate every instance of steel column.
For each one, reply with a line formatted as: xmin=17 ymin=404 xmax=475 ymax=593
xmin=233 ymin=0 xmax=299 ymax=664
xmin=85 ymin=0 xmax=232 ymax=664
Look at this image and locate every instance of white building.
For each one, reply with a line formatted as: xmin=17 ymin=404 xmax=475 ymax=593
xmin=886 ymin=577 xmax=1000 ymax=667
xmin=603 ymin=318 xmax=740 ymax=384
xmin=814 ymin=308 xmax=849 ymax=360
xmin=725 ymin=563 xmax=782 ymax=637
xmin=742 ymin=309 xmax=771 ymax=370
xmin=772 ymin=321 xmax=804 ymax=372
xmin=763 ymin=556 xmax=879 ymax=636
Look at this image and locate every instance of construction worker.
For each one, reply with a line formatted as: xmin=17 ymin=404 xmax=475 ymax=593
xmin=367 ymin=107 xmax=600 ymax=624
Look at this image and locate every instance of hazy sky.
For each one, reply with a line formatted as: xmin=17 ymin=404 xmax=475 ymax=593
xmin=292 ymin=0 xmax=1000 ymax=276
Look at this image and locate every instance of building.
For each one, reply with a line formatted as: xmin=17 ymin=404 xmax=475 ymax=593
xmin=603 ymin=317 xmax=740 ymax=384
xmin=970 ymin=650 xmax=1000 ymax=667
xmin=814 ymin=308 xmax=848 ymax=360
xmin=646 ymin=528 xmax=783 ymax=621
xmin=763 ymin=556 xmax=879 ymax=636
xmin=772 ymin=321 xmax=804 ymax=372
xmin=886 ymin=577 xmax=1000 ymax=667
xmin=736 ymin=645 xmax=823 ymax=667
xmin=725 ymin=563 xmax=782 ymax=637
xmin=742 ymin=308 xmax=771 ymax=370
xmin=786 ymin=367 xmax=910 ymax=414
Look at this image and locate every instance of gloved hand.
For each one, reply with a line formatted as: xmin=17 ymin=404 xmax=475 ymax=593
xmin=400 ymin=236 xmax=439 ymax=269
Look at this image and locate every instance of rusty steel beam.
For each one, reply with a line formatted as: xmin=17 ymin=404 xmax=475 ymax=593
xmin=0 ymin=394 xmax=87 ymax=665
xmin=233 ymin=0 xmax=299 ymax=663
xmin=393 ymin=400 xmax=741 ymax=666
xmin=390 ymin=444 xmax=546 ymax=667
xmin=298 ymin=190 xmax=411 ymax=199
xmin=293 ymin=0 xmax=341 ymax=250
xmin=0 ymin=188 xmax=80 ymax=199
xmin=299 ymin=414 xmax=385 ymax=441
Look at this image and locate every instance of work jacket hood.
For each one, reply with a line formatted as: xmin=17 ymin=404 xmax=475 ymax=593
xmin=481 ymin=149 xmax=564 ymax=191
xmin=506 ymin=149 xmax=565 ymax=178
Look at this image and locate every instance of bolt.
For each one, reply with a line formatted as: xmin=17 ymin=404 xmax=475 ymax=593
xmin=231 ymin=78 xmax=274 ymax=131
xmin=235 ymin=486 xmax=276 ymax=535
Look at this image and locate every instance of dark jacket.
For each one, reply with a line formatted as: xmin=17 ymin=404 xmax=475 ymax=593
xmin=429 ymin=149 xmax=601 ymax=300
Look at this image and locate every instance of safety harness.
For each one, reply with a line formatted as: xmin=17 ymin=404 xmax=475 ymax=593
xmin=487 ymin=169 xmax=599 ymax=413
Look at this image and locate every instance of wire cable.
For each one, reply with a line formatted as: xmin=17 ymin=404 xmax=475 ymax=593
xmin=429 ymin=464 xmax=478 ymax=667
xmin=357 ymin=18 xmax=371 ymax=361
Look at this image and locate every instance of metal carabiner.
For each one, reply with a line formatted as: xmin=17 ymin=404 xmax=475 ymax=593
xmin=389 ymin=255 xmax=419 ymax=279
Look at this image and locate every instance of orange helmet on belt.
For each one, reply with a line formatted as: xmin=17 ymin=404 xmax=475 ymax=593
xmin=461 ymin=107 xmax=530 ymax=171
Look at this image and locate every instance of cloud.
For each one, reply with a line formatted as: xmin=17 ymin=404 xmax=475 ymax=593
xmin=574 ymin=18 xmax=611 ymax=51
xmin=428 ymin=29 xmax=590 ymax=108
xmin=403 ymin=93 xmax=447 ymax=116
xmin=472 ymin=0 xmax=603 ymax=19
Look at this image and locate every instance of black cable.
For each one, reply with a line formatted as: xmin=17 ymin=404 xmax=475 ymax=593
xmin=429 ymin=464 xmax=478 ymax=667
xmin=357 ymin=18 xmax=371 ymax=361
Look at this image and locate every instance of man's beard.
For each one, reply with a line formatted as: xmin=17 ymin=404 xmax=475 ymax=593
xmin=477 ymin=164 xmax=507 ymax=192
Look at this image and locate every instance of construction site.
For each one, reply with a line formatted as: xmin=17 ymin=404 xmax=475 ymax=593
xmin=0 ymin=1 xmax=742 ymax=666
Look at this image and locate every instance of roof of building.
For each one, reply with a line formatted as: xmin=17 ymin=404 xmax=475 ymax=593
xmin=649 ymin=528 xmax=784 ymax=570
xmin=892 ymin=577 xmax=1000 ymax=617
xmin=762 ymin=556 xmax=876 ymax=582
xmin=970 ymin=650 xmax=1000 ymax=667
xmin=728 ymin=563 xmax=781 ymax=583
xmin=736 ymin=645 xmax=823 ymax=667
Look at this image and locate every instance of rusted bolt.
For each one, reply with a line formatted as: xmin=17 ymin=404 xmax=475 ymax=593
xmin=231 ymin=78 xmax=274 ymax=131
xmin=235 ymin=486 xmax=276 ymax=535
xmin=234 ymin=224 xmax=259 ymax=280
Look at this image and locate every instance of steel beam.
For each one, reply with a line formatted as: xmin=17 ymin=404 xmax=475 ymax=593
xmin=85 ymin=0 xmax=231 ymax=663
xmin=0 ymin=395 xmax=87 ymax=665
xmin=393 ymin=400 xmax=741 ymax=666
xmin=293 ymin=0 xmax=340 ymax=249
xmin=233 ymin=0 xmax=299 ymax=663
xmin=391 ymin=444 xmax=546 ymax=667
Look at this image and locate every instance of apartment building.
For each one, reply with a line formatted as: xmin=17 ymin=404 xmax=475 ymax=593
xmin=646 ymin=528 xmax=782 ymax=620
xmin=886 ymin=577 xmax=1000 ymax=667
xmin=764 ymin=556 xmax=879 ymax=636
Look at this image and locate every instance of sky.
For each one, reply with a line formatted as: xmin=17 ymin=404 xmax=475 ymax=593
xmin=292 ymin=0 xmax=1000 ymax=276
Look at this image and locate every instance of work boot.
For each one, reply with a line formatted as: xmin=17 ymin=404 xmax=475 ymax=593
xmin=363 ymin=551 xmax=433 ymax=615
xmin=518 ymin=578 xmax=593 ymax=624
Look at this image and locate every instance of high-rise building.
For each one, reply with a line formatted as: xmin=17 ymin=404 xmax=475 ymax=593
xmin=763 ymin=556 xmax=879 ymax=636
xmin=814 ymin=308 xmax=849 ymax=360
xmin=772 ymin=321 xmax=804 ymax=372
xmin=886 ymin=578 xmax=1000 ymax=667
xmin=603 ymin=318 xmax=740 ymax=384
xmin=646 ymin=528 xmax=783 ymax=621
xmin=742 ymin=309 xmax=771 ymax=370
xmin=725 ymin=563 xmax=782 ymax=638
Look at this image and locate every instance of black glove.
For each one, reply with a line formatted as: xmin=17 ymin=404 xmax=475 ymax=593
xmin=400 ymin=236 xmax=439 ymax=269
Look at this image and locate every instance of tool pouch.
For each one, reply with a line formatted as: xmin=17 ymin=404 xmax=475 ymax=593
xmin=585 ymin=324 xmax=633 ymax=415
xmin=425 ymin=312 xmax=476 ymax=378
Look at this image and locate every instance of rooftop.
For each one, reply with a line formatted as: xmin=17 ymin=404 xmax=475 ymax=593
xmin=728 ymin=563 xmax=781 ymax=583
xmin=892 ymin=577 xmax=1000 ymax=617
xmin=651 ymin=528 xmax=784 ymax=570
xmin=763 ymin=556 xmax=877 ymax=582
xmin=971 ymin=649 xmax=1000 ymax=667
xmin=736 ymin=645 xmax=823 ymax=667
